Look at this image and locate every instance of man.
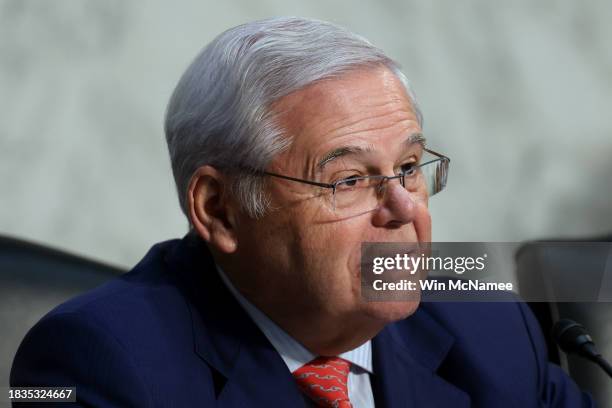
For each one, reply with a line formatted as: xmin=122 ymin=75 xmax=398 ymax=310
xmin=11 ymin=17 xmax=593 ymax=407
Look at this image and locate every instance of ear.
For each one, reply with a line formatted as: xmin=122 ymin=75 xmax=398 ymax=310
xmin=187 ymin=165 xmax=238 ymax=254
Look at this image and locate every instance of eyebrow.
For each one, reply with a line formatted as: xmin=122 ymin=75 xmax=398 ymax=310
xmin=316 ymin=132 xmax=427 ymax=171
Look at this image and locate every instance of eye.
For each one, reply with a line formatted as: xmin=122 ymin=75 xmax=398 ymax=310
xmin=400 ymin=162 xmax=418 ymax=175
xmin=335 ymin=175 xmax=364 ymax=189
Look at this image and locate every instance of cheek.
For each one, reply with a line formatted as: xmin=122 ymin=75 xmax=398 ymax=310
xmin=299 ymin=221 xmax=365 ymax=278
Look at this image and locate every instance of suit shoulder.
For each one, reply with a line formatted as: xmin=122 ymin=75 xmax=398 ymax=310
xmin=50 ymin=239 xmax=184 ymax=315
xmin=30 ymin=239 xmax=194 ymax=356
xmin=10 ymin=239 xmax=206 ymax=403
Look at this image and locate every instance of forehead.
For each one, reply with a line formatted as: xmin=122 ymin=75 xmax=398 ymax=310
xmin=270 ymin=66 xmax=420 ymax=165
xmin=272 ymin=66 xmax=414 ymax=127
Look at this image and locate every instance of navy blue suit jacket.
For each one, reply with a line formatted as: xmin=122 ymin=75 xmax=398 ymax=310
xmin=11 ymin=234 xmax=594 ymax=407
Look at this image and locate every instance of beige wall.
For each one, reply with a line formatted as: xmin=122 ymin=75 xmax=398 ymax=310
xmin=1 ymin=0 xmax=611 ymax=268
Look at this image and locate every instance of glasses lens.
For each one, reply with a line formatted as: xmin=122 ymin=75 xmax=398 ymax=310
xmin=420 ymin=158 xmax=449 ymax=197
xmin=332 ymin=177 xmax=379 ymax=213
xmin=330 ymin=155 xmax=449 ymax=216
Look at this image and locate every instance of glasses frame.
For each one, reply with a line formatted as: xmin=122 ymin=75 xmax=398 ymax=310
xmin=257 ymin=148 xmax=450 ymax=197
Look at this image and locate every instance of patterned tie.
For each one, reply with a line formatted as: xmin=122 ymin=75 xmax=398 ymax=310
xmin=293 ymin=356 xmax=353 ymax=408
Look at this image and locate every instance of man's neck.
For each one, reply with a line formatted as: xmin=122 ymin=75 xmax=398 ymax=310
xmin=219 ymin=271 xmax=383 ymax=356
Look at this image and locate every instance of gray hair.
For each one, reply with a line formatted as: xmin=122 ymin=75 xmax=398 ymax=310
xmin=164 ymin=16 xmax=422 ymax=222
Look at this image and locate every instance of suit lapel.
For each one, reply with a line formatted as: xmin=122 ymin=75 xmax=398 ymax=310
xmin=165 ymin=234 xmax=306 ymax=406
xmin=371 ymin=306 xmax=471 ymax=408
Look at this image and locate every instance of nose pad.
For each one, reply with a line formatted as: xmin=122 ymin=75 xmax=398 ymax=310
xmin=375 ymin=180 xmax=386 ymax=196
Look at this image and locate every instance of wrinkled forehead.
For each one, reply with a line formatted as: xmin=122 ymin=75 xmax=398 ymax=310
xmin=272 ymin=66 xmax=414 ymax=127
xmin=269 ymin=67 xmax=421 ymax=172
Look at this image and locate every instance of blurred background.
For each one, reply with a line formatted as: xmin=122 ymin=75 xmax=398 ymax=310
xmin=1 ymin=0 xmax=611 ymax=267
xmin=1 ymin=0 xmax=612 ymax=403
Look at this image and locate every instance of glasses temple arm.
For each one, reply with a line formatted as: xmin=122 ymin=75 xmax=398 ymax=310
xmin=262 ymin=171 xmax=335 ymax=189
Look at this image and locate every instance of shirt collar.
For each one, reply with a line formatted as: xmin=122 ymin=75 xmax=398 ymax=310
xmin=216 ymin=264 xmax=373 ymax=374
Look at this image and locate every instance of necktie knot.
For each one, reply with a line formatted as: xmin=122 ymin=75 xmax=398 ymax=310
xmin=293 ymin=356 xmax=353 ymax=408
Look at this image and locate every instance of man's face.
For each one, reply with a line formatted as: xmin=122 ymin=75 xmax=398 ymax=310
xmin=231 ymin=66 xmax=431 ymax=328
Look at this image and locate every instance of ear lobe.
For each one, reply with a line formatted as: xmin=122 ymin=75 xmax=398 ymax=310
xmin=187 ymin=166 xmax=239 ymax=254
xmin=209 ymin=219 xmax=238 ymax=253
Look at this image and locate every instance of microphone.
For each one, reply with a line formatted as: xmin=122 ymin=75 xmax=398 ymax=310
xmin=552 ymin=318 xmax=612 ymax=379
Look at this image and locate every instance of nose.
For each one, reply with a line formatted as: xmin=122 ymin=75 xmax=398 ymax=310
xmin=371 ymin=181 xmax=420 ymax=228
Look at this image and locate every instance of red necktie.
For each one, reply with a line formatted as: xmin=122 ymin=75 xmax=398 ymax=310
xmin=293 ymin=356 xmax=353 ymax=408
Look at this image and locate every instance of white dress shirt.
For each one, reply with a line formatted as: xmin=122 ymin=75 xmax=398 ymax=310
xmin=216 ymin=265 xmax=376 ymax=408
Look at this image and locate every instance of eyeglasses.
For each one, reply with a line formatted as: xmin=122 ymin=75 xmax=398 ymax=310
xmin=255 ymin=148 xmax=449 ymax=217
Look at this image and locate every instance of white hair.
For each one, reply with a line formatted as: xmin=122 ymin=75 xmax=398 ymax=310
xmin=164 ymin=16 xmax=422 ymax=222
